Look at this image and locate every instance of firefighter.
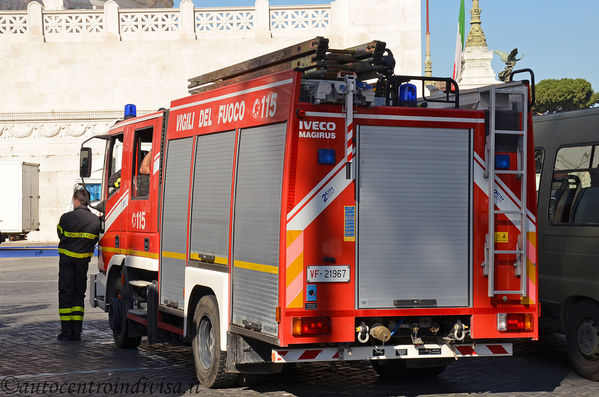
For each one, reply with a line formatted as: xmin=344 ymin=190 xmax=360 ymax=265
xmin=56 ymin=188 xmax=101 ymax=341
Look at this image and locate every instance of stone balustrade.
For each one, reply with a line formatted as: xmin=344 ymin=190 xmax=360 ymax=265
xmin=0 ymin=0 xmax=331 ymax=41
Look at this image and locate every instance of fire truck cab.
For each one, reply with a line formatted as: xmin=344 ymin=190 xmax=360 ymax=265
xmin=81 ymin=37 xmax=539 ymax=388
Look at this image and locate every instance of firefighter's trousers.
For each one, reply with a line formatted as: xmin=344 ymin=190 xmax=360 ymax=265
xmin=58 ymin=255 xmax=89 ymax=337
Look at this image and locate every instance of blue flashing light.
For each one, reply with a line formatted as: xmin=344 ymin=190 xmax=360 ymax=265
xmin=495 ymin=154 xmax=511 ymax=170
xmin=124 ymin=104 xmax=137 ymax=119
xmin=318 ymin=149 xmax=336 ymax=165
xmin=399 ymin=83 xmax=417 ymax=106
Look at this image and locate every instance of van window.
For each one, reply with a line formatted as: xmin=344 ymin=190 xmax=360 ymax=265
xmin=549 ymin=145 xmax=599 ymax=224
xmin=535 ymin=148 xmax=544 ymax=196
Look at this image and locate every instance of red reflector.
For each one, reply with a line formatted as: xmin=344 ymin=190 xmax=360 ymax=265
xmin=298 ymin=349 xmax=322 ymax=360
xmin=292 ymin=316 xmax=331 ymax=337
xmin=487 ymin=345 xmax=509 ymax=355
xmin=455 ymin=345 xmax=475 ymax=355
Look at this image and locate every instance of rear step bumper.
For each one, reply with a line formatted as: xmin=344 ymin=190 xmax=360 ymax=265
xmin=272 ymin=343 xmax=512 ymax=363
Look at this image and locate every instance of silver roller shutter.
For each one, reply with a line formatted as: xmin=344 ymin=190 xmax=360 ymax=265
xmin=232 ymin=123 xmax=287 ymax=337
xmin=357 ymin=126 xmax=471 ymax=309
xmin=190 ymin=131 xmax=235 ymax=263
xmin=160 ymin=137 xmax=193 ymax=309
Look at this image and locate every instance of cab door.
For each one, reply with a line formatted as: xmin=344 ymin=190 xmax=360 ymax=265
xmin=101 ymin=130 xmax=130 ymax=264
xmin=125 ymin=117 xmax=162 ymax=261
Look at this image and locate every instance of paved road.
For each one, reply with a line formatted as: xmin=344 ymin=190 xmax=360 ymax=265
xmin=0 ymin=256 xmax=597 ymax=396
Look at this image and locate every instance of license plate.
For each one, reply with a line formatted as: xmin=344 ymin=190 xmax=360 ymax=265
xmin=306 ymin=265 xmax=350 ymax=283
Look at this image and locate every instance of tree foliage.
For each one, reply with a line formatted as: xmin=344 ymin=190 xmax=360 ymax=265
xmin=534 ymin=78 xmax=599 ymax=114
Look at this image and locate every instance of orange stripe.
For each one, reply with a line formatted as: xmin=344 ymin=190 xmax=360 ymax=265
xmin=286 ymin=230 xmax=304 ymax=309
xmin=288 ymin=292 xmax=303 ymax=309
xmin=287 ymin=230 xmax=302 ymax=247
xmin=286 ymin=253 xmax=303 ymax=287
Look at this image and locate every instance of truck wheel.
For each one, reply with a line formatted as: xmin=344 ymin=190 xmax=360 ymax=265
xmin=109 ymin=274 xmax=142 ymax=349
xmin=192 ymin=295 xmax=237 ymax=388
xmin=566 ymin=300 xmax=599 ymax=381
xmin=372 ymin=359 xmax=446 ymax=379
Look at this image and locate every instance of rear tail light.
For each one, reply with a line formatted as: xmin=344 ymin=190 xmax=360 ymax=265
xmin=292 ymin=316 xmax=331 ymax=337
xmin=497 ymin=313 xmax=534 ymax=332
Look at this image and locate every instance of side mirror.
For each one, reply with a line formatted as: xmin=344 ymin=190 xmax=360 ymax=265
xmin=80 ymin=147 xmax=92 ymax=178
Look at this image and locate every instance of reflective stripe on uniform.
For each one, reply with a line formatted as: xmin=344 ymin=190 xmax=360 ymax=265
xmin=57 ymin=224 xmax=97 ymax=240
xmin=58 ymin=248 xmax=94 ymax=259
xmin=59 ymin=306 xmax=84 ymax=321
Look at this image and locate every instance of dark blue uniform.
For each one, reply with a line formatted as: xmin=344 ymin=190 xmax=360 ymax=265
xmin=57 ymin=206 xmax=101 ymax=340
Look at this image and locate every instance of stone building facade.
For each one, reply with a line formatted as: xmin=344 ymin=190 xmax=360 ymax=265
xmin=0 ymin=0 xmax=421 ymax=241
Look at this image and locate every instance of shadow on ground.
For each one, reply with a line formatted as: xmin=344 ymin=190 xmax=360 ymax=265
xmin=0 ymin=319 xmax=582 ymax=397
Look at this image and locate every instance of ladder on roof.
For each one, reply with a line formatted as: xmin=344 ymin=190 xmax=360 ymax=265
xmin=482 ymin=83 xmax=529 ymax=298
xmin=187 ymin=37 xmax=395 ymax=94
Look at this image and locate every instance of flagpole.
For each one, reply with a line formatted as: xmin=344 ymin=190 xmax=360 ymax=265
xmin=424 ymin=0 xmax=432 ymax=77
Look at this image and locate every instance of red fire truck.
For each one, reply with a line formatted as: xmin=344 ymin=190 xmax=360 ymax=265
xmin=81 ymin=37 xmax=539 ymax=387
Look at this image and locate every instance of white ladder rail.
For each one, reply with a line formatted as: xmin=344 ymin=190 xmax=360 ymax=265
xmin=484 ymin=84 xmax=529 ymax=298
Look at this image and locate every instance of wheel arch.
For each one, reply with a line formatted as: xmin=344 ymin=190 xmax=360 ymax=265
xmin=561 ymin=296 xmax=599 ymax=331
xmin=185 ymin=267 xmax=229 ymax=351
xmin=105 ymin=254 xmax=126 ymax=303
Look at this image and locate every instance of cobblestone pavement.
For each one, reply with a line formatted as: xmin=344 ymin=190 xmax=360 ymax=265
xmin=1 ymin=256 xmax=597 ymax=396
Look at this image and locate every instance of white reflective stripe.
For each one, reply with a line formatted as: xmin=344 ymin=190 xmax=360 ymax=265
xmin=152 ymin=156 xmax=160 ymax=175
xmin=473 ymin=151 xmax=537 ymax=227
xmin=271 ymin=343 xmax=512 ymax=363
xmin=108 ymin=113 xmax=162 ymax=131
xmin=124 ymin=256 xmax=159 ymax=272
xmin=105 ymin=189 xmax=128 ymax=220
xmin=105 ymin=191 xmax=129 ymax=232
xmin=473 ymin=161 xmax=536 ymax=232
xmin=355 ymin=113 xmax=486 ymax=124
xmin=171 ymin=78 xmax=294 ymax=111
xmin=287 ymin=162 xmax=353 ymax=231
xmin=287 ymin=159 xmax=345 ymax=221
xmin=302 ymin=111 xmax=485 ymax=124
xmin=304 ymin=111 xmax=344 ymax=118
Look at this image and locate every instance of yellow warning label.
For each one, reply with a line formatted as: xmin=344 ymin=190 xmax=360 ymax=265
xmin=495 ymin=232 xmax=509 ymax=243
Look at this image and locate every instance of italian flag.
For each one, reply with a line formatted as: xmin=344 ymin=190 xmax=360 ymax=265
xmin=452 ymin=0 xmax=466 ymax=82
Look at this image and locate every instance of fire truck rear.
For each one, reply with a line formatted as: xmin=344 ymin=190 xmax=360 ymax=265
xmin=81 ymin=37 xmax=539 ymax=388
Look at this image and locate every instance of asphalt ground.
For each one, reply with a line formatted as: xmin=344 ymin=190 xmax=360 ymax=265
xmin=0 ymin=256 xmax=597 ymax=397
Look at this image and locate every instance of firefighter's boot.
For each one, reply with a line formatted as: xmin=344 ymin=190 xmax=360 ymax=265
xmin=57 ymin=321 xmax=73 ymax=341
xmin=72 ymin=321 xmax=83 ymax=341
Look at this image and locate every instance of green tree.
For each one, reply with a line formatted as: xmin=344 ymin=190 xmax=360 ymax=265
xmin=533 ymin=78 xmax=599 ymax=114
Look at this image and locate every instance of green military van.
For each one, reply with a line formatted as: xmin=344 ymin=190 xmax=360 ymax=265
xmin=534 ymin=107 xmax=599 ymax=381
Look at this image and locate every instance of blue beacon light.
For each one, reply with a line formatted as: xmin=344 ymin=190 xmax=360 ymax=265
xmin=124 ymin=104 xmax=137 ymax=119
xmin=399 ymin=83 xmax=417 ymax=107
xmin=495 ymin=154 xmax=511 ymax=170
xmin=318 ymin=149 xmax=336 ymax=165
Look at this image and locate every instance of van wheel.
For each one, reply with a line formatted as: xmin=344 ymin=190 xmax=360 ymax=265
xmin=372 ymin=359 xmax=446 ymax=379
xmin=567 ymin=300 xmax=599 ymax=381
xmin=192 ymin=295 xmax=237 ymax=388
xmin=109 ymin=274 xmax=141 ymax=349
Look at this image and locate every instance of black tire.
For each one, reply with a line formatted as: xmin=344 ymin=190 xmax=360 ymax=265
xmin=566 ymin=300 xmax=599 ymax=381
xmin=192 ymin=295 xmax=237 ymax=388
xmin=108 ymin=272 xmax=142 ymax=349
xmin=372 ymin=359 xmax=446 ymax=379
